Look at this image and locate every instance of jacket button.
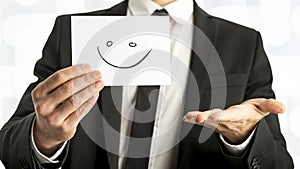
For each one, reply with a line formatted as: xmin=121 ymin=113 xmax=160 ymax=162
xmin=252 ymin=157 xmax=259 ymax=163
xmin=253 ymin=165 xmax=261 ymax=169
xmin=251 ymin=157 xmax=261 ymax=169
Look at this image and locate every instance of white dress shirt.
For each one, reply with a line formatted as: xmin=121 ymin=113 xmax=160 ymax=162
xmin=120 ymin=0 xmax=194 ymax=168
xmin=31 ymin=0 xmax=255 ymax=168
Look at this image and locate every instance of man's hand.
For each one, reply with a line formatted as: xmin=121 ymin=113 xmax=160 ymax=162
xmin=31 ymin=64 xmax=104 ymax=156
xmin=183 ymin=98 xmax=285 ymax=144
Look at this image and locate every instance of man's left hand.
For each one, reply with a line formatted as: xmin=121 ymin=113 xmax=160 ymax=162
xmin=183 ymin=98 xmax=285 ymax=144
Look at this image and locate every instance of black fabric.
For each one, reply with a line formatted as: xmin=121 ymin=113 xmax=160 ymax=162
xmin=124 ymin=86 xmax=159 ymax=169
xmin=151 ymin=9 xmax=168 ymax=16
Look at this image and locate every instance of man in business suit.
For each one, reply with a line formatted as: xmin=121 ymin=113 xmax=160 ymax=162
xmin=0 ymin=0 xmax=294 ymax=168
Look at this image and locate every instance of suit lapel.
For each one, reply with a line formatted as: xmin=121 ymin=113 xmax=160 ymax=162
xmin=178 ymin=2 xmax=219 ymax=167
xmin=184 ymin=1 xmax=218 ymax=112
xmin=99 ymin=87 xmax=122 ymax=169
xmin=91 ymin=0 xmax=128 ymax=15
xmin=193 ymin=2 xmax=217 ymax=47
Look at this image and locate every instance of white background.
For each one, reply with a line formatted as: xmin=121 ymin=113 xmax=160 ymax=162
xmin=0 ymin=0 xmax=299 ymax=168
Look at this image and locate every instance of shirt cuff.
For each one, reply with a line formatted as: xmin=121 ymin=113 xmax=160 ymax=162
xmin=30 ymin=118 xmax=68 ymax=164
xmin=219 ymin=128 xmax=256 ymax=157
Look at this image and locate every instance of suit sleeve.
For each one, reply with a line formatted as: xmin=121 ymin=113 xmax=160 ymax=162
xmin=0 ymin=16 xmax=70 ymax=169
xmin=242 ymin=32 xmax=293 ymax=169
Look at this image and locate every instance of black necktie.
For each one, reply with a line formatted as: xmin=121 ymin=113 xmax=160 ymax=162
xmin=151 ymin=9 xmax=168 ymax=16
xmin=124 ymin=86 xmax=159 ymax=169
xmin=124 ymin=9 xmax=168 ymax=169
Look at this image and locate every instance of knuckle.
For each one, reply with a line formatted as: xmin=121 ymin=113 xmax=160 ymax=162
xmin=76 ymin=107 xmax=85 ymax=118
xmin=86 ymin=99 xmax=94 ymax=107
xmin=46 ymin=115 xmax=58 ymax=127
xmin=209 ymin=114 xmax=219 ymax=122
xmin=75 ymin=64 xmax=89 ymax=75
xmin=54 ymin=71 xmax=66 ymax=83
xmin=56 ymin=104 xmax=66 ymax=114
xmin=35 ymin=100 xmax=48 ymax=114
xmin=91 ymin=71 xmax=101 ymax=80
xmin=59 ymin=124 xmax=70 ymax=133
xmin=83 ymin=74 xmax=90 ymax=83
xmin=70 ymin=113 xmax=80 ymax=125
xmin=35 ymin=103 xmax=44 ymax=114
xmin=61 ymin=82 xmax=73 ymax=94
xmin=87 ymin=96 xmax=97 ymax=108
xmin=76 ymin=108 xmax=82 ymax=117
xmin=81 ymin=64 xmax=91 ymax=72
xmin=61 ymin=122 xmax=77 ymax=135
xmin=88 ymin=84 xmax=97 ymax=94
xmin=68 ymin=96 xmax=76 ymax=108
xmin=31 ymin=87 xmax=41 ymax=99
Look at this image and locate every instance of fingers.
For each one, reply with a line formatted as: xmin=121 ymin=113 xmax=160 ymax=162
xmin=183 ymin=111 xmax=200 ymax=123
xmin=48 ymin=80 xmax=103 ymax=125
xmin=183 ymin=109 xmax=223 ymax=128
xmin=257 ymin=98 xmax=286 ymax=114
xmin=182 ymin=98 xmax=286 ymax=144
xmin=31 ymin=64 xmax=105 ymax=155
xmin=244 ymin=98 xmax=286 ymax=115
xmin=182 ymin=99 xmax=286 ymax=130
xmin=35 ymin=64 xmax=92 ymax=96
xmin=64 ymin=92 xmax=100 ymax=129
xmin=32 ymin=65 xmax=102 ymax=116
xmin=47 ymin=70 xmax=102 ymax=109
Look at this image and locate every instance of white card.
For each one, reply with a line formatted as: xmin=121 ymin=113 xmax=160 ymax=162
xmin=71 ymin=16 xmax=171 ymax=86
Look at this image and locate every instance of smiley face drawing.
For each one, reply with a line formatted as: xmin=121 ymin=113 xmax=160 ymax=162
xmin=72 ymin=16 xmax=171 ymax=86
xmin=97 ymin=40 xmax=152 ymax=69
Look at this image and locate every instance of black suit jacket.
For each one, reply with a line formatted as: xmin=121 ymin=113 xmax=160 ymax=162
xmin=0 ymin=1 xmax=294 ymax=169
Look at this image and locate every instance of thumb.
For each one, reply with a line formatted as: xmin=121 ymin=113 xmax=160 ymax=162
xmin=256 ymin=98 xmax=286 ymax=114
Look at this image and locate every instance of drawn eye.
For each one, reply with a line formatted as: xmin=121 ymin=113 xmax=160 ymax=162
xmin=106 ymin=41 xmax=113 ymax=47
xmin=129 ymin=42 xmax=137 ymax=47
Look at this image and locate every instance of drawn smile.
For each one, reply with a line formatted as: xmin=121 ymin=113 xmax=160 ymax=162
xmin=97 ymin=46 xmax=152 ymax=69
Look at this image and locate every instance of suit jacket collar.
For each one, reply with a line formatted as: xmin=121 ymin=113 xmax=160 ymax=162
xmin=184 ymin=0 xmax=218 ymax=112
xmin=93 ymin=0 xmax=128 ymax=15
xmin=192 ymin=1 xmax=217 ymax=46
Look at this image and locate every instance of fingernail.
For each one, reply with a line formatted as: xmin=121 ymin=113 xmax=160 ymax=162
xmin=183 ymin=112 xmax=198 ymax=122
xmin=183 ymin=116 xmax=191 ymax=123
xmin=186 ymin=115 xmax=196 ymax=121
